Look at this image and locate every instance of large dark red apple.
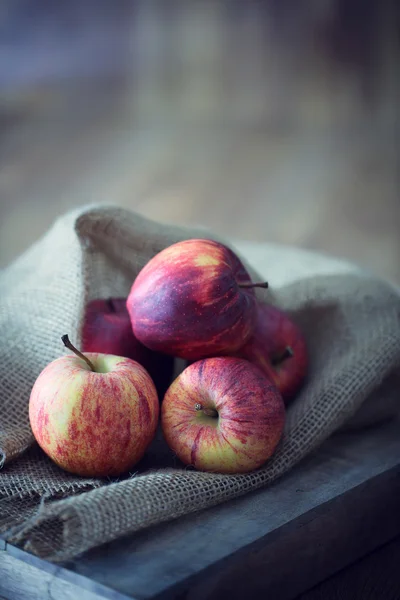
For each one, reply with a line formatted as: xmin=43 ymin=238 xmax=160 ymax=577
xmin=161 ymin=357 xmax=285 ymax=474
xmin=127 ymin=239 xmax=268 ymax=361
xmin=233 ymin=303 xmax=308 ymax=403
xmin=82 ymin=297 xmax=174 ymax=396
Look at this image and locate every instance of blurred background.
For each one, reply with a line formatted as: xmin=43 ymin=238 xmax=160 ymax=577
xmin=0 ymin=0 xmax=399 ymax=281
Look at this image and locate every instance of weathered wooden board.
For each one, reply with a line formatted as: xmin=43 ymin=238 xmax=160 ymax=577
xmin=298 ymin=535 xmax=400 ymax=600
xmin=1 ymin=417 xmax=400 ymax=600
xmin=0 ymin=552 xmax=120 ymax=600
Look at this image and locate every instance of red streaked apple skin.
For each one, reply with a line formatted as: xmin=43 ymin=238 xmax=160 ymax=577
xmin=127 ymin=239 xmax=258 ymax=360
xmin=82 ymin=297 xmax=174 ymax=397
xmin=29 ymin=354 xmax=159 ymax=477
xmin=82 ymin=298 xmax=147 ymax=360
xmin=161 ymin=357 xmax=285 ymax=474
xmin=234 ymin=303 xmax=308 ymax=403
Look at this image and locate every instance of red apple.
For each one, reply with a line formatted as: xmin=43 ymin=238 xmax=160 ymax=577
xmin=29 ymin=335 xmax=159 ymax=477
xmin=82 ymin=297 xmax=174 ymax=397
xmin=127 ymin=239 xmax=268 ymax=360
xmin=233 ymin=303 xmax=308 ymax=403
xmin=161 ymin=357 xmax=285 ymax=474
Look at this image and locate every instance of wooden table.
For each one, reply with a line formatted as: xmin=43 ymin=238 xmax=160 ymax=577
xmin=2 ymin=416 xmax=400 ymax=600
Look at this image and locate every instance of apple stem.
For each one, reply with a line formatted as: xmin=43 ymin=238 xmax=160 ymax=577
xmin=271 ymin=346 xmax=294 ymax=367
xmin=62 ymin=334 xmax=96 ymax=372
xmin=238 ymin=281 xmax=269 ymax=290
xmin=194 ymin=403 xmax=218 ymax=418
xmin=106 ymin=297 xmax=116 ymax=312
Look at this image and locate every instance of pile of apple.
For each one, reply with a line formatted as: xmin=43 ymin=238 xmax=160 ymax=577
xmin=29 ymin=239 xmax=308 ymax=477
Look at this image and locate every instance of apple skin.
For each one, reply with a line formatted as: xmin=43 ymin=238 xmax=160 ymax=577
xmin=161 ymin=357 xmax=285 ymax=474
xmin=232 ymin=303 xmax=308 ymax=403
xmin=82 ymin=298 xmax=148 ymax=360
xmin=29 ymin=353 xmax=159 ymax=477
xmin=127 ymin=239 xmax=261 ymax=361
xmin=82 ymin=297 xmax=174 ymax=397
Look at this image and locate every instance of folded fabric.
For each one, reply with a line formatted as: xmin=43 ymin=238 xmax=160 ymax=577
xmin=1 ymin=205 xmax=399 ymax=561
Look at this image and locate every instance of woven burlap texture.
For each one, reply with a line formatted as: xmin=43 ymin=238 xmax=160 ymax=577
xmin=1 ymin=205 xmax=400 ymax=562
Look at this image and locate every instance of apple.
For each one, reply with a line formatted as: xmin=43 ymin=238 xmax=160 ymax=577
xmin=127 ymin=239 xmax=268 ymax=361
xmin=161 ymin=357 xmax=285 ymax=474
xmin=82 ymin=297 xmax=150 ymax=360
xmin=81 ymin=297 xmax=174 ymax=396
xmin=232 ymin=303 xmax=308 ymax=403
xmin=29 ymin=335 xmax=159 ymax=477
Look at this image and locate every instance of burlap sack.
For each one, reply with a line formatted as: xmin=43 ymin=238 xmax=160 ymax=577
xmin=1 ymin=205 xmax=400 ymax=562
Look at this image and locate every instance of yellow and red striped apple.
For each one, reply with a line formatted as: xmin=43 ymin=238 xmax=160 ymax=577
xmin=161 ymin=357 xmax=285 ymax=474
xmin=127 ymin=239 xmax=268 ymax=361
xmin=82 ymin=297 xmax=174 ymax=396
xmin=232 ymin=303 xmax=308 ymax=403
xmin=29 ymin=336 xmax=159 ymax=477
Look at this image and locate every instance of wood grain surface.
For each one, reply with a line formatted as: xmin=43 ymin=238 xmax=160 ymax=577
xmin=1 ymin=1 xmax=399 ymax=281
xmin=297 ymin=536 xmax=400 ymax=600
xmin=0 ymin=554 xmax=112 ymax=600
